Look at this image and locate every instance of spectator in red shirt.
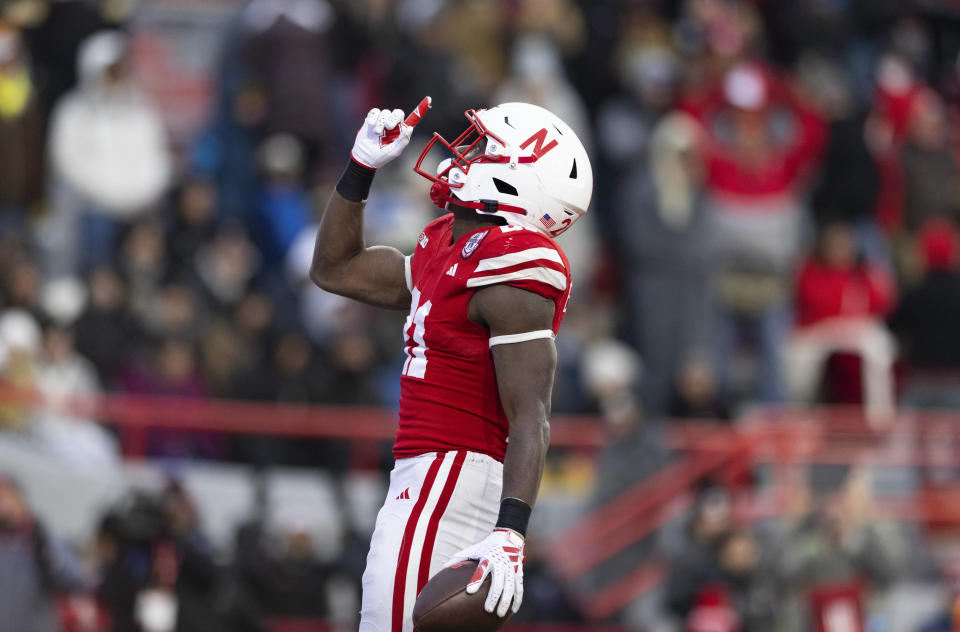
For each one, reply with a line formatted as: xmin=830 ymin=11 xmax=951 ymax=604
xmin=681 ymin=61 xmax=827 ymax=405
xmin=681 ymin=62 xmax=827 ymax=205
xmin=787 ymin=222 xmax=897 ymax=421
xmin=867 ymin=52 xmax=949 ymax=235
xmin=796 ymin=222 xmax=895 ymax=328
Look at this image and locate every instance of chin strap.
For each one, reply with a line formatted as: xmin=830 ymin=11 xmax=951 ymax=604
xmin=429 ymin=181 xmax=527 ymax=215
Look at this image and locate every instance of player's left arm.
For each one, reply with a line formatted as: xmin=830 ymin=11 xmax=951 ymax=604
xmin=478 ymin=284 xmax=556 ymax=507
xmin=447 ymin=283 xmax=557 ymax=617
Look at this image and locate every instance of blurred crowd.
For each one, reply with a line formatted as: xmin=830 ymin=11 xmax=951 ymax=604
xmin=2 ymin=0 xmax=960 ymax=457
xmin=0 ymin=470 xmax=366 ymax=632
xmin=3 ymin=0 xmax=960 ymax=629
xmin=661 ymin=469 xmax=918 ymax=632
xmin=1 ymin=468 xmax=594 ymax=632
xmin=2 ymin=0 xmax=960 ymax=454
xmin=3 ymin=462 xmax=948 ymax=632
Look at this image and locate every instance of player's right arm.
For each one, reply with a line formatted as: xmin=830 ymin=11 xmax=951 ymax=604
xmin=310 ymin=100 xmax=431 ymax=310
xmin=310 ymin=190 xmax=410 ymax=310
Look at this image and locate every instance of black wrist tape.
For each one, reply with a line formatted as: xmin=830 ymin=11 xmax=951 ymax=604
xmin=495 ymin=497 xmax=531 ymax=537
xmin=335 ymin=158 xmax=376 ymax=202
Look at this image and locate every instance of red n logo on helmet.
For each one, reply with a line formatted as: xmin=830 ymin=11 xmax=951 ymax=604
xmin=520 ymin=128 xmax=558 ymax=159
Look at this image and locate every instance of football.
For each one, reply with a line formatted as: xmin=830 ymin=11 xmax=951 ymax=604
xmin=412 ymin=560 xmax=514 ymax=632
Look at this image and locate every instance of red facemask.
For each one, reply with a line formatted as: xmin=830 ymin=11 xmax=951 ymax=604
xmin=414 ymin=109 xmax=535 ymax=214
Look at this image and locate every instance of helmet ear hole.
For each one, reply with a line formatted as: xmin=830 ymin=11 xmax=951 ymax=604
xmin=492 ymin=178 xmax=519 ymax=196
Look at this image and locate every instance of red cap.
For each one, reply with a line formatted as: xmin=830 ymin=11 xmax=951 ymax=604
xmin=919 ymin=219 xmax=959 ymax=271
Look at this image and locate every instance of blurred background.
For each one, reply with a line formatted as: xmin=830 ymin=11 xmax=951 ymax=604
xmin=4 ymin=0 xmax=960 ymax=630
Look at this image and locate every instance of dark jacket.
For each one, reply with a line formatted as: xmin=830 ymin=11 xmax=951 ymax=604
xmin=889 ymin=270 xmax=960 ymax=368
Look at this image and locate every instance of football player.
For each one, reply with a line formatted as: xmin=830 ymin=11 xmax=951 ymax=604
xmin=310 ymin=97 xmax=592 ymax=632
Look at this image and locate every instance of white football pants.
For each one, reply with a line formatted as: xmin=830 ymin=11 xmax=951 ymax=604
xmin=359 ymin=450 xmax=502 ymax=632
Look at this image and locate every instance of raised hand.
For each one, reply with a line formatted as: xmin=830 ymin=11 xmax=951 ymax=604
xmin=350 ymin=96 xmax=432 ymax=170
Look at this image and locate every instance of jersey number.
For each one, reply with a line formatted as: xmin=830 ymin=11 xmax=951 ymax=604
xmin=402 ymin=288 xmax=432 ymax=379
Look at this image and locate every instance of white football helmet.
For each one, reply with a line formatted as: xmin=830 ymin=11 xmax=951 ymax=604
xmin=414 ymin=102 xmax=592 ymax=238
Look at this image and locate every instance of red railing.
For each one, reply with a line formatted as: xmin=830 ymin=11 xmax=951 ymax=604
xmin=547 ymin=406 xmax=960 ymax=617
xmin=0 ymin=381 xmax=608 ymax=457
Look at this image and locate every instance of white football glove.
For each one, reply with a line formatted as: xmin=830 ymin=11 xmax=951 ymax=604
xmin=350 ymin=97 xmax=431 ymax=169
xmin=446 ymin=528 xmax=525 ymax=617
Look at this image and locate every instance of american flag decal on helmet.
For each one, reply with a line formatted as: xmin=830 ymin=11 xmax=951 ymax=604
xmin=540 ymin=214 xmax=556 ymax=229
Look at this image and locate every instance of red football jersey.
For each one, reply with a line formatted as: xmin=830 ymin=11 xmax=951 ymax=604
xmin=393 ymin=214 xmax=572 ymax=462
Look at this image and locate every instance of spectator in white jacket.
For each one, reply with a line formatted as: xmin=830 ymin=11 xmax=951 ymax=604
xmin=35 ymin=320 xmax=118 ymax=467
xmin=40 ymin=30 xmax=171 ymax=278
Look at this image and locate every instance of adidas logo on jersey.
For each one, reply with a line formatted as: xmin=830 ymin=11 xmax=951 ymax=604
xmin=446 ymin=264 xmax=458 ymax=277
xmin=396 ymin=487 xmax=411 ymax=500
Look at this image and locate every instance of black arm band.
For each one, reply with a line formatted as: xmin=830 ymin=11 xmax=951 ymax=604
xmin=495 ymin=497 xmax=532 ymax=537
xmin=335 ymin=158 xmax=376 ymax=203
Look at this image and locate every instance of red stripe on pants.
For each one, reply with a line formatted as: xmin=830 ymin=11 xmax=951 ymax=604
xmin=417 ymin=450 xmax=466 ymax=590
xmin=392 ymin=452 xmax=444 ymax=632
